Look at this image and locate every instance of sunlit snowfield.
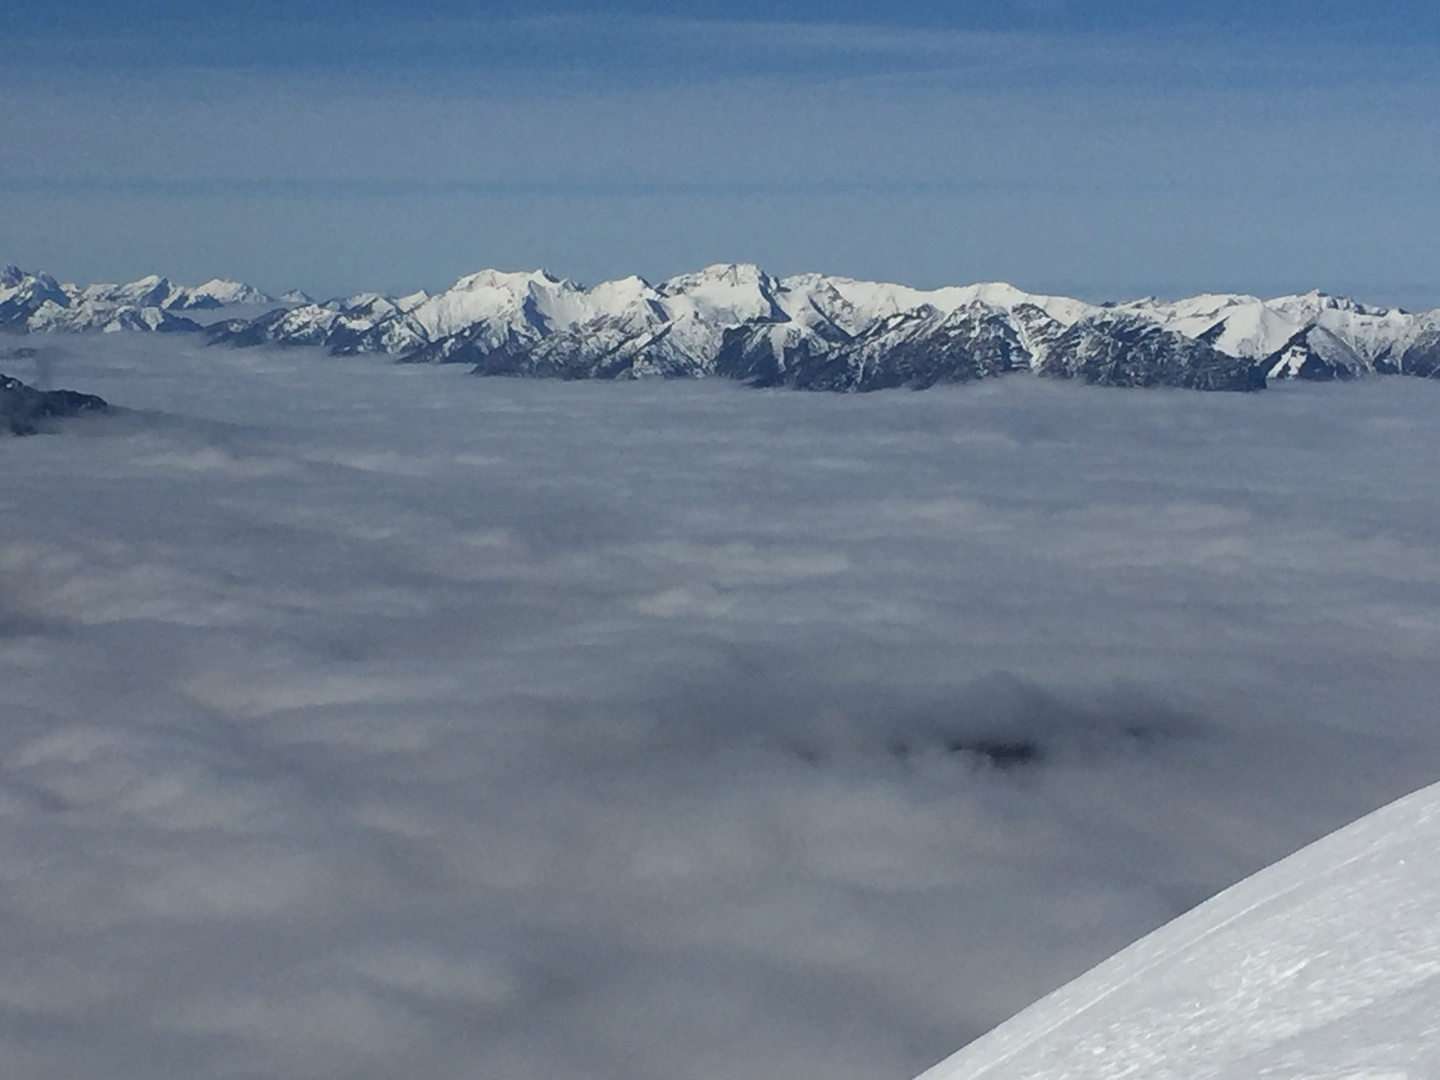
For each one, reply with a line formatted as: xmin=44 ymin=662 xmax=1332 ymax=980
xmin=4 ymin=336 xmax=1440 ymax=1080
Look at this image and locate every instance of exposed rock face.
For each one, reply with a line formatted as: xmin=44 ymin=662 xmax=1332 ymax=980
xmin=17 ymin=260 xmax=1440 ymax=393
xmin=397 ymin=314 xmax=553 ymax=370
xmin=1259 ymin=326 xmax=1368 ymax=381
xmin=0 ymin=372 xmax=108 ymax=435
xmin=715 ymin=302 xmax=1033 ymax=391
xmin=0 ymin=266 xmax=70 ymax=327
xmin=207 ymin=295 xmax=428 ymax=354
xmin=1373 ymin=315 xmax=1440 ymax=378
xmin=297 ymin=265 xmax=1283 ymax=393
xmin=716 ymin=306 xmax=1262 ymax=393
xmin=1040 ymin=316 xmax=1265 ymax=391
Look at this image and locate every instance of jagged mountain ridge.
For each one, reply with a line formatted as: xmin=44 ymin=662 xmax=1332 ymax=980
xmin=0 ymin=265 xmax=277 ymax=335
xmin=201 ymin=263 xmax=1440 ymax=390
xmin=203 ymin=264 xmax=1261 ymax=390
xmin=7 ymin=262 xmax=1440 ymax=391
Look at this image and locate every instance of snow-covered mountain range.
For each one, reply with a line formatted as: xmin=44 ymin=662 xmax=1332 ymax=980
xmin=0 ymin=265 xmax=274 ymax=334
xmin=916 ymin=777 xmax=1440 ymax=1080
xmin=7 ymin=262 xmax=1440 ymax=390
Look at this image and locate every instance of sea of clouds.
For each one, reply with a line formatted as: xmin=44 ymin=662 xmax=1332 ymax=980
xmin=3 ymin=337 xmax=1440 ymax=1080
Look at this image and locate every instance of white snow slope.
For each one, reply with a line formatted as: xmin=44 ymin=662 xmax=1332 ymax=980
xmin=919 ymin=778 xmax=1440 ymax=1080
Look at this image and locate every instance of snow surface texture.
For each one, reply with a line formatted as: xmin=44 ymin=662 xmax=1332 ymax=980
xmin=7 ymin=263 xmax=1440 ymax=387
xmin=919 ymin=779 xmax=1440 ymax=1080
xmin=3 ymin=338 xmax=1440 ymax=1079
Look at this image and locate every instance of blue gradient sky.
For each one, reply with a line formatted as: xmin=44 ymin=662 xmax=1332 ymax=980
xmin=4 ymin=1 xmax=1438 ymax=304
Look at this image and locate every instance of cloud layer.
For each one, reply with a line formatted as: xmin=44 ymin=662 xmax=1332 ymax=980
xmin=3 ymin=339 xmax=1440 ymax=1078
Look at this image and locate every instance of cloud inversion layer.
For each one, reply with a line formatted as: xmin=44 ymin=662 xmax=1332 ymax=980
xmin=2 ymin=339 xmax=1440 ymax=1078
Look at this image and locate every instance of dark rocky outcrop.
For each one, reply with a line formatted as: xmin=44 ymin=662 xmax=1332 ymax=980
xmin=716 ymin=302 xmax=1033 ymax=391
xmin=1374 ymin=323 xmax=1440 ymax=378
xmin=1 ymin=373 xmax=108 ymax=435
xmin=1258 ymin=325 xmax=1369 ymax=382
xmin=1039 ymin=315 xmax=1265 ymax=391
xmin=713 ymin=308 xmax=1264 ymax=393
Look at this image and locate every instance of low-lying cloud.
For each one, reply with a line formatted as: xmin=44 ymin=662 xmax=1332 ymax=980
xmin=3 ymin=338 xmax=1440 ymax=1079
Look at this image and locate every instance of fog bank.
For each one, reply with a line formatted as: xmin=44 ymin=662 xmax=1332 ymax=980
xmin=2 ymin=339 xmax=1439 ymax=1079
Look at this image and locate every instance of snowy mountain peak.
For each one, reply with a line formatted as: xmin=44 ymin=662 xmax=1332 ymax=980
xmin=663 ymin=262 xmax=769 ymax=288
xmin=0 ymin=266 xmax=68 ymax=308
xmin=188 ymin=265 xmax=1440 ymax=391
xmin=0 ymin=265 xmax=276 ymax=333
xmin=13 ymin=260 xmax=1440 ymax=392
xmin=586 ymin=274 xmax=658 ymax=309
xmin=181 ymin=278 xmax=274 ymax=308
xmin=408 ymin=267 xmax=590 ymax=342
xmin=448 ymin=267 xmax=569 ymax=295
xmin=659 ymin=263 xmax=785 ymax=325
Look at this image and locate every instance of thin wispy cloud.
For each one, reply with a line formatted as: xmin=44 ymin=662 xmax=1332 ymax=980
xmin=9 ymin=10 xmax=1436 ymax=88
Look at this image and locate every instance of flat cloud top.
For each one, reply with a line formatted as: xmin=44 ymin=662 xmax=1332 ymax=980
xmin=2 ymin=337 xmax=1440 ymax=1078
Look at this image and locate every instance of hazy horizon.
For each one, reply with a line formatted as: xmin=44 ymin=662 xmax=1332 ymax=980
xmin=3 ymin=2 xmax=1437 ymax=307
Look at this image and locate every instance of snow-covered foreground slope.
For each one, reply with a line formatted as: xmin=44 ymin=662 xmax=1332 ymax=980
xmin=4 ymin=337 xmax=1440 ymax=1078
xmin=920 ymin=779 xmax=1440 ymax=1080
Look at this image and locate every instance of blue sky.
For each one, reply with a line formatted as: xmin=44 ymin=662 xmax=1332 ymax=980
xmin=3 ymin=1 xmax=1438 ymax=304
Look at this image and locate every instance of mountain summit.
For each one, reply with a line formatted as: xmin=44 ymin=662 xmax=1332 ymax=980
xmin=8 ymin=263 xmax=1440 ymax=391
xmin=0 ymin=267 xmax=278 ymax=334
